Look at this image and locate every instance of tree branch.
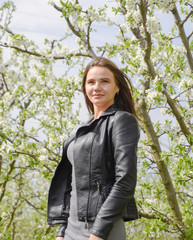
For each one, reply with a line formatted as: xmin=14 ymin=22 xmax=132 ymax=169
xmin=119 ymin=2 xmax=185 ymax=230
xmin=53 ymin=3 xmax=63 ymax=12
xmin=0 ymin=154 xmax=2 ymax=175
xmin=131 ymin=2 xmax=193 ymax=147
xmin=0 ymin=131 xmax=13 ymax=143
xmin=0 ymin=160 xmax=16 ymax=202
xmin=151 ymin=207 xmax=187 ymax=235
xmin=86 ymin=19 xmax=95 ymax=56
xmin=171 ymin=6 xmax=193 ymax=72
xmin=136 ymin=98 xmax=184 ymax=231
xmin=3 ymin=196 xmax=21 ymax=235
xmin=0 ymin=72 xmax=9 ymax=91
xmin=0 ymin=42 xmax=93 ymax=59
xmin=21 ymin=197 xmax=44 ymax=214
xmin=177 ymin=191 xmax=193 ymax=199
xmin=181 ymin=10 xmax=193 ymax=26
xmin=65 ymin=17 xmax=96 ymax=58
xmin=53 ymin=3 xmax=96 ymax=58
xmin=0 ymin=24 xmax=14 ymax=35
xmin=0 ymin=42 xmax=43 ymax=57
xmin=129 ymin=1 xmax=156 ymax=88
xmin=162 ymin=88 xmax=193 ymax=144
xmin=25 ymin=134 xmax=61 ymax=158
xmin=139 ymin=210 xmax=157 ymax=219
xmin=13 ymin=150 xmax=38 ymax=160
xmin=187 ymin=31 xmax=193 ymax=40
xmin=173 ymin=85 xmax=193 ymax=100
xmin=139 ymin=209 xmax=174 ymax=225
xmin=139 ymin=0 xmax=156 ymax=80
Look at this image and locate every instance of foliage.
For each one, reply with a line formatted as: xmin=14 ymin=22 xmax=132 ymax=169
xmin=0 ymin=0 xmax=193 ymax=239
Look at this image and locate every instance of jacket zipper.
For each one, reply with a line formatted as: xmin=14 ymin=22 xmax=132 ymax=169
xmin=84 ymin=216 xmax=88 ymax=229
xmin=85 ymin=135 xmax=95 ymax=229
xmin=96 ymin=181 xmax=100 ymax=192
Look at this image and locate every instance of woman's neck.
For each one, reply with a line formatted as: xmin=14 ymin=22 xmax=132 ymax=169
xmin=93 ymin=103 xmax=113 ymax=121
xmin=93 ymin=110 xmax=104 ymax=121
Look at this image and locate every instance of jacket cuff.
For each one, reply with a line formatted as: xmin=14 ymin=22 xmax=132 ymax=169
xmin=56 ymin=224 xmax=67 ymax=237
xmin=91 ymin=221 xmax=113 ymax=240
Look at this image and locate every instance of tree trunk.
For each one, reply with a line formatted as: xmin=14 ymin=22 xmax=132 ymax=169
xmin=136 ymin=98 xmax=186 ymax=237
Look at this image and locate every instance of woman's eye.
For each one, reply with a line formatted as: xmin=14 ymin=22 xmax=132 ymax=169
xmin=87 ymin=81 xmax=94 ymax=84
xmin=102 ymin=80 xmax=109 ymax=83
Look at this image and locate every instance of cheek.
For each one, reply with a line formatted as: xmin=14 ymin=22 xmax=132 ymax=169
xmin=85 ymin=85 xmax=91 ymax=95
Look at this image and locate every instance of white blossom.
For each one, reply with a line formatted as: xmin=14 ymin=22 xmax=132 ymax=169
xmin=125 ymin=0 xmax=140 ymax=11
xmin=47 ymin=0 xmax=55 ymax=6
xmin=125 ymin=9 xmax=141 ymax=29
xmin=147 ymin=16 xmax=162 ymax=35
xmin=39 ymin=155 xmax=47 ymax=162
xmin=151 ymin=0 xmax=177 ymax=12
xmin=160 ymin=108 xmax=168 ymax=115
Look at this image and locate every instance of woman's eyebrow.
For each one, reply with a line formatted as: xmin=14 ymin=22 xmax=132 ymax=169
xmin=86 ymin=77 xmax=111 ymax=81
xmin=86 ymin=78 xmax=95 ymax=81
xmin=98 ymin=77 xmax=112 ymax=81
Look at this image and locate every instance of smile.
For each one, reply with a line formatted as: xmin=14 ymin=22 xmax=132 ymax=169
xmin=93 ymin=94 xmax=104 ymax=97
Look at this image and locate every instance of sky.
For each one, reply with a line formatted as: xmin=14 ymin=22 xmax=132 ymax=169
xmin=7 ymin=0 xmax=120 ymax=122
xmin=8 ymin=0 xmax=192 ymax=73
xmin=10 ymin=0 xmax=190 ymax=45
xmin=6 ymin=1 xmax=174 ymax=77
xmin=10 ymin=0 xmax=118 ymax=50
xmin=3 ymin=0 xmax=193 ymax=123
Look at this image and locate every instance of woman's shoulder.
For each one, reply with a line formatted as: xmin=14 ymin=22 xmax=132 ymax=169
xmin=114 ymin=109 xmax=138 ymax=123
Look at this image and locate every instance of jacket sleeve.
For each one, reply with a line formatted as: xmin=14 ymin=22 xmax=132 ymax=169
xmin=47 ymin=136 xmax=73 ymax=226
xmin=91 ymin=112 xmax=139 ymax=239
xmin=56 ymin=224 xmax=66 ymax=237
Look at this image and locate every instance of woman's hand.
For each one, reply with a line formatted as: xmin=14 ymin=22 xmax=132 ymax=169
xmin=56 ymin=237 xmax=64 ymax=240
xmin=89 ymin=234 xmax=103 ymax=240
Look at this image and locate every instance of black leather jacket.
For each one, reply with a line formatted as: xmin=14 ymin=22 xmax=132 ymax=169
xmin=47 ymin=104 xmax=140 ymax=239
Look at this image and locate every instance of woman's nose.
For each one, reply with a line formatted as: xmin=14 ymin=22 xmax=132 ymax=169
xmin=93 ymin=82 xmax=101 ymax=91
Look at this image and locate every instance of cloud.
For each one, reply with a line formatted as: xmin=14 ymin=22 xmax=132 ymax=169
xmin=10 ymin=0 xmax=66 ymax=45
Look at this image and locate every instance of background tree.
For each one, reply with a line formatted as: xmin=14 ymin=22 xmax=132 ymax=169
xmin=0 ymin=0 xmax=193 ymax=239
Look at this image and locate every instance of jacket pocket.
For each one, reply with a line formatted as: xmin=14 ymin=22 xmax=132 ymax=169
xmin=95 ymin=193 xmax=103 ymax=216
xmin=95 ymin=182 xmax=113 ymax=216
xmin=101 ymin=183 xmax=113 ymax=201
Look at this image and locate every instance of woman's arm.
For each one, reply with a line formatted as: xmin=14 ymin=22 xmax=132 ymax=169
xmin=55 ymin=223 xmax=66 ymax=239
xmin=91 ymin=112 xmax=139 ymax=239
xmin=89 ymin=234 xmax=103 ymax=240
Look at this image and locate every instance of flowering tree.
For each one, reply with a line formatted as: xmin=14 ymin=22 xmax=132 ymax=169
xmin=0 ymin=0 xmax=193 ymax=239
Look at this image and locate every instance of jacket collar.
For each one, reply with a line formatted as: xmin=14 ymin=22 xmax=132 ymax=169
xmin=100 ymin=104 xmax=120 ymax=117
xmin=76 ymin=104 xmax=120 ymax=131
xmin=87 ymin=104 xmax=120 ymax=124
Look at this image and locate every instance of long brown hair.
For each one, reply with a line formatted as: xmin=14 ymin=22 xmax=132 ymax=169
xmin=82 ymin=57 xmax=137 ymax=117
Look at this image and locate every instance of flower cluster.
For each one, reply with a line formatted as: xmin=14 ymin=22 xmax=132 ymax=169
xmin=147 ymin=16 xmax=162 ymax=35
xmin=47 ymin=0 xmax=55 ymax=6
xmin=148 ymin=0 xmax=177 ymax=12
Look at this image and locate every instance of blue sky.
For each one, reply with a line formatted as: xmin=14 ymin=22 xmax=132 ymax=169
xmin=5 ymin=0 xmax=193 ymax=123
xmin=8 ymin=0 xmax=120 ymax=122
xmin=9 ymin=0 xmax=119 ymax=77
xmin=9 ymin=0 xmax=192 ymax=66
xmin=10 ymin=0 xmax=118 ymax=47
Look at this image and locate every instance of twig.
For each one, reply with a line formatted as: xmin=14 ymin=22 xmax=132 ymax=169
xmin=0 ymin=72 xmax=9 ymax=91
xmin=173 ymin=85 xmax=193 ymax=100
xmin=0 ymin=43 xmax=93 ymax=59
xmin=187 ymin=31 xmax=193 ymax=40
xmin=181 ymin=10 xmax=193 ymax=26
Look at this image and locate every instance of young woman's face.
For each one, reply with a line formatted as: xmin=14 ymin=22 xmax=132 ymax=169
xmin=85 ymin=66 xmax=119 ymax=110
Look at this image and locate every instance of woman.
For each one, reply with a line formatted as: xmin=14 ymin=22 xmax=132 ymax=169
xmin=47 ymin=57 xmax=140 ymax=240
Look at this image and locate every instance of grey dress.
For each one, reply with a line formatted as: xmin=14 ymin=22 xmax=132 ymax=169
xmin=64 ymin=140 xmax=126 ymax=240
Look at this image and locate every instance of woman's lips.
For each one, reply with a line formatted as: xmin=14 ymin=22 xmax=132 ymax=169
xmin=93 ymin=94 xmax=104 ymax=98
